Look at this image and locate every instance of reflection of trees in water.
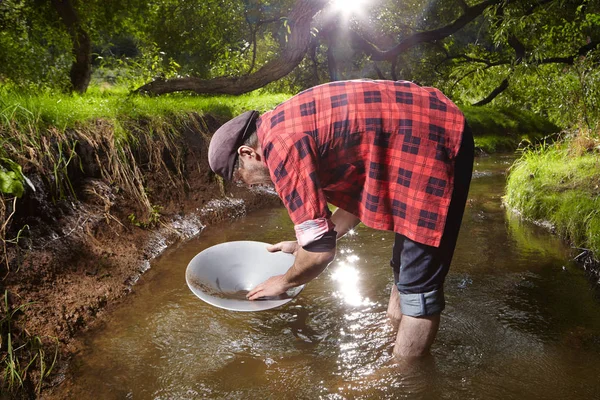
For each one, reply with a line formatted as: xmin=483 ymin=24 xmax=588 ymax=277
xmin=499 ymin=207 xmax=600 ymax=347
xmin=504 ymin=207 xmax=568 ymax=262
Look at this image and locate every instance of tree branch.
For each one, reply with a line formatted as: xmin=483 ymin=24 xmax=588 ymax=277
xmin=351 ymin=0 xmax=501 ymax=62
xmin=134 ymin=0 xmax=327 ymax=95
xmin=245 ymin=15 xmax=259 ymax=75
xmin=468 ymin=38 xmax=598 ymax=106
xmin=538 ymin=40 xmax=600 ymax=65
xmin=390 ymin=57 xmax=398 ymax=81
xmin=373 ymin=62 xmax=385 ymax=79
xmin=472 ymin=77 xmax=509 ymax=106
xmin=508 ymin=35 xmax=525 ymax=63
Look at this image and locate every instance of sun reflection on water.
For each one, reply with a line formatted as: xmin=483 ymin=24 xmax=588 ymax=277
xmin=330 ymin=249 xmax=376 ymax=307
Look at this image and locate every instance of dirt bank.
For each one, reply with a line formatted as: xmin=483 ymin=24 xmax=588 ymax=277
xmin=0 ymin=114 xmax=281 ymax=398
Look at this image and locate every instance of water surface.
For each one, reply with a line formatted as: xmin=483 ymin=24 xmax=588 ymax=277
xmin=64 ymin=155 xmax=600 ymax=399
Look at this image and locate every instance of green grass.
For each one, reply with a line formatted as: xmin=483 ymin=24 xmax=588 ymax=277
xmin=462 ymin=106 xmax=560 ymax=153
xmin=0 ymin=86 xmax=290 ymax=132
xmin=0 ymin=86 xmax=291 ymax=217
xmin=504 ymin=141 xmax=600 ymax=257
xmin=1 ymin=86 xmax=558 ymax=155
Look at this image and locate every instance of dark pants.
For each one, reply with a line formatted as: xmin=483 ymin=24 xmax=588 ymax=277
xmin=390 ymin=123 xmax=474 ymax=317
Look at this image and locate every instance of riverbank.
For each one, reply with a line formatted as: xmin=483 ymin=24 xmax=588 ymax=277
xmin=0 ymin=89 xmax=559 ymax=398
xmin=504 ymin=130 xmax=600 ymax=285
xmin=0 ymin=91 xmax=289 ymax=398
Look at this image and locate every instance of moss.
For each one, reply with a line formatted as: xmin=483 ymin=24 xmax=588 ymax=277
xmin=504 ymin=141 xmax=600 ymax=257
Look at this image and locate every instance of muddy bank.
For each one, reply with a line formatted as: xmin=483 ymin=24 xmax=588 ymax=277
xmin=1 ymin=114 xmax=281 ymax=398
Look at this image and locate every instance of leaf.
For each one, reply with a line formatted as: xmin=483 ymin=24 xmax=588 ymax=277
xmin=0 ymin=158 xmax=26 ymax=197
xmin=0 ymin=170 xmax=25 ymax=197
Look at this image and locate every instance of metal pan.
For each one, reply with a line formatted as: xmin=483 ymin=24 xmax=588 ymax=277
xmin=185 ymin=241 xmax=304 ymax=311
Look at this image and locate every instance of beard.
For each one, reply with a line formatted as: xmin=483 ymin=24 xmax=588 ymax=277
xmin=238 ymin=162 xmax=273 ymax=186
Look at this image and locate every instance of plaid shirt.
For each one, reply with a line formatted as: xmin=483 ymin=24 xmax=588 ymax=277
xmin=256 ymin=80 xmax=465 ymax=248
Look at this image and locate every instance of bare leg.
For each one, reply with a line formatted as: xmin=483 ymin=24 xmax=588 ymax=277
xmin=386 ymin=285 xmax=403 ymax=330
xmin=393 ymin=313 xmax=440 ymax=358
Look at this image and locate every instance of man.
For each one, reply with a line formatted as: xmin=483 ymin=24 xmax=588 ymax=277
xmin=208 ymin=79 xmax=474 ymax=357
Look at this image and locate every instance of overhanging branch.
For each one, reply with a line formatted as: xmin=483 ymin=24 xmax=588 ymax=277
xmin=473 ymin=77 xmax=509 ymax=106
xmin=351 ymin=0 xmax=501 ymax=62
xmin=134 ymin=0 xmax=327 ymax=95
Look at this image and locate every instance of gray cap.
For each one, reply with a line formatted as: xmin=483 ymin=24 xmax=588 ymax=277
xmin=208 ymin=110 xmax=259 ymax=180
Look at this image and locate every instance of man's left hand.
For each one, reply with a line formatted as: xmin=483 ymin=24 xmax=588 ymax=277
xmin=247 ymin=274 xmax=292 ymax=300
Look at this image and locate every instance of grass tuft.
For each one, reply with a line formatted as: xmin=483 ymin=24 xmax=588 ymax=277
xmin=504 ymin=136 xmax=600 ymax=257
xmin=1 ymin=291 xmax=59 ymax=397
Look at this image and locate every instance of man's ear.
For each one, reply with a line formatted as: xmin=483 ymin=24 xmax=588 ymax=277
xmin=238 ymin=145 xmax=261 ymax=161
xmin=238 ymin=145 xmax=254 ymax=159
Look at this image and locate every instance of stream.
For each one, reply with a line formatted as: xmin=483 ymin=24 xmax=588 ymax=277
xmin=61 ymin=154 xmax=600 ymax=399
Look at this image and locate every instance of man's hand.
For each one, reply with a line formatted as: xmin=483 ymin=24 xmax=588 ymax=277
xmin=248 ymin=241 xmax=335 ymax=301
xmin=267 ymin=241 xmax=299 ymax=255
xmin=247 ymin=274 xmax=292 ymax=300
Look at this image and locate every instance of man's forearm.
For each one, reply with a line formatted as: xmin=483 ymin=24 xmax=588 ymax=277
xmin=283 ymin=208 xmax=357 ymax=286
xmin=283 ymin=246 xmax=336 ymax=287
xmin=331 ymin=208 xmax=360 ymax=239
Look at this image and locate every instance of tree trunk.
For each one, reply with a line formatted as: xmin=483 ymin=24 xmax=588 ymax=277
xmin=390 ymin=58 xmax=398 ymax=81
xmin=50 ymin=0 xmax=92 ymax=93
xmin=327 ymin=44 xmax=339 ymax=81
xmin=308 ymin=40 xmax=320 ymax=87
xmin=135 ymin=0 xmax=328 ymax=95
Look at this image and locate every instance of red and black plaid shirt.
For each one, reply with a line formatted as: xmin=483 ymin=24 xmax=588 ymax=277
xmin=256 ymin=80 xmax=465 ymax=247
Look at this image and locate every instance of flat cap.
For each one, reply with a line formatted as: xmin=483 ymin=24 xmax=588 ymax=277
xmin=208 ymin=110 xmax=259 ymax=181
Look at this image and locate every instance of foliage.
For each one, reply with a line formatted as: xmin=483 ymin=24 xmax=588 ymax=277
xmin=1 ymin=0 xmax=598 ymax=131
xmin=0 ymin=0 xmax=71 ymax=90
xmin=442 ymin=1 xmax=600 ymax=130
xmin=462 ymin=105 xmax=560 ymax=152
xmin=92 ymin=41 xmax=183 ymax=91
xmin=138 ymin=0 xmax=248 ymax=78
xmin=0 ymin=158 xmax=27 ymax=198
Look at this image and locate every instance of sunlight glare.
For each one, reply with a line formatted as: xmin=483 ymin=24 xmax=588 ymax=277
xmin=330 ymin=254 xmax=373 ymax=307
xmin=332 ymin=0 xmax=369 ymax=17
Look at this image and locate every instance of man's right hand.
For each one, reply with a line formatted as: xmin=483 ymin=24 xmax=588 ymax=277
xmin=267 ymin=241 xmax=299 ymax=256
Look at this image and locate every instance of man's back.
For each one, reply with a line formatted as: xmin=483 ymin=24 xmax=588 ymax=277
xmin=256 ymin=80 xmax=465 ymax=247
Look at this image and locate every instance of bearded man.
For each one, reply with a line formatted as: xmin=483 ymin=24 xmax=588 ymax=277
xmin=208 ymin=79 xmax=474 ymax=357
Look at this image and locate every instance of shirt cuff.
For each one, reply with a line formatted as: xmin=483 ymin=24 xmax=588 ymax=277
xmin=294 ymin=218 xmax=335 ymax=247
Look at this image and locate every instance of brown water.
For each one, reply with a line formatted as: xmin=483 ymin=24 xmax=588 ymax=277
xmin=63 ymin=155 xmax=600 ymax=399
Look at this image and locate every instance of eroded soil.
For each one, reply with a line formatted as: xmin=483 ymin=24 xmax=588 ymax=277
xmin=0 ymin=115 xmax=281 ymax=398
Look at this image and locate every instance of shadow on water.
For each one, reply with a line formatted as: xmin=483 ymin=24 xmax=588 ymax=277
xmin=59 ymin=154 xmax=600 ymax=400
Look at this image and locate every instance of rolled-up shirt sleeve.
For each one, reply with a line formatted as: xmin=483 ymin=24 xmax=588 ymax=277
xmin=294 ymin=218 xmax=335 ymax=247
xmin=263 ymin=132 xmax=334 ymax=247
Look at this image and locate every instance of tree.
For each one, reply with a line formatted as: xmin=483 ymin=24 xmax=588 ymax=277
xmin=1 ymin=0 xmax=598 ymax=113
xmin=135 ymin=0 xmax=328 ymax=95
xmin=50 ymin=0 xmax=92 ymax=93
